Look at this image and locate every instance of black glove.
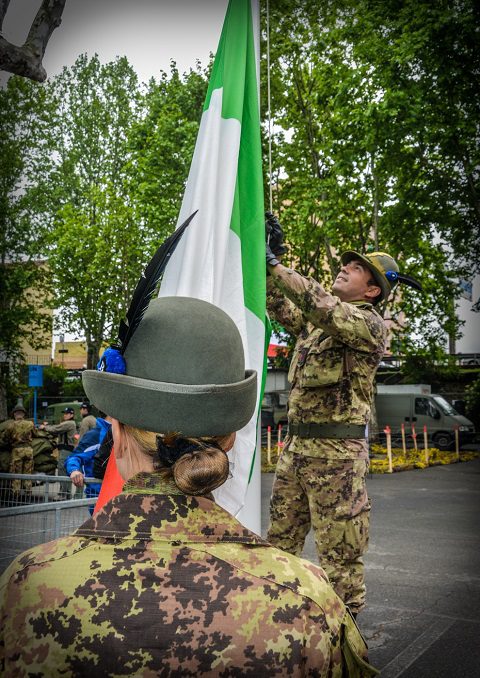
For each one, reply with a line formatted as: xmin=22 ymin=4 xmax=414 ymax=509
xmin=265 ymin=211 xmax=288 ymax=256
xmin=266 ymin=242 xmax=280 ymax=268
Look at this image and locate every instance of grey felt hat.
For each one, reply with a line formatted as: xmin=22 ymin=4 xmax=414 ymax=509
xmin=82 ymin=297 xmax=257 ymax=437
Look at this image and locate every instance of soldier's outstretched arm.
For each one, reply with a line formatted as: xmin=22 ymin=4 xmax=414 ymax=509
xmin=43 ymin=421 xmax=72 ymax=434
xmin=268 ymin=262 xmax=386 ymax=353
xmin=266 ymin=277 xmax=304 ymax=337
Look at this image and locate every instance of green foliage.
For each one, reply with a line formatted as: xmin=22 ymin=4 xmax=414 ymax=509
xmin=0 ymin=75 xmax=55 ymax=418
xmin=62 ymin=378 xmax=86 ymax=399
xmin=464 ymin=377 xmax=480 ymax=428
xmin=41 ymin=366 xmax=67 ymax=397
xmin=128 ymin=61 xmax=209 ymax=239
xmin=401 ymin=348 xmax=461 ymax=384
xmin=261 ymin=0 xmax=479 ymax=350
xmin=43 ymin=55 xmax=144 ymax=367
xmin=43 ymin=56 xmax=208 ymax=368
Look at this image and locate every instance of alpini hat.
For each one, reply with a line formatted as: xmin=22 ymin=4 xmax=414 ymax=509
xmin=82 ymin=297 xmax=257 ymax=437
xmin=340 ymin=250 xmax=422 ymax=302
xmin=341 ymin=251 xmax=399 ymax=301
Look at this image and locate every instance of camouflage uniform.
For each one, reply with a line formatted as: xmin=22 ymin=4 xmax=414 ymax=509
xmin=267 ymin=267 xmax=387 ymax=613
xmin=3 ymin=419 xmax=34 ymax=493
xmin=0 ymin=472 xmax=378 ymax=676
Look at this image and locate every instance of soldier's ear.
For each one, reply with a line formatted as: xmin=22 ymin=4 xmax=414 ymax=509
xmin=365 ymin=284 xmax=382 ymax=302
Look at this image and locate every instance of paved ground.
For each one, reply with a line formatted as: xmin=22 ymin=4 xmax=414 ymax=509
xmin=261 ymin=458 xmax=480 ymax=677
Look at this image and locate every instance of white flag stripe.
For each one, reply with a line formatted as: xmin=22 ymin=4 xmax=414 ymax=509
xmin=159 ymin=0 xmax=265 ymax=528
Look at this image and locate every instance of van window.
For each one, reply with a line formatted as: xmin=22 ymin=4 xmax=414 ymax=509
xmin=415 ymin=398 xmax=430 ymax=415
xmin=415 ymin=398 xmax=441 ymax=419
xmin=433 ymin=396 xmax=457 ymax=416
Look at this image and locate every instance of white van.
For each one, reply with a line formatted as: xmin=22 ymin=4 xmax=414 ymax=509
xmin=375 ymin=385 xmax=475 ymax=450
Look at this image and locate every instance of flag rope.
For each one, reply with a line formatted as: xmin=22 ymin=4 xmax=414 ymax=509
xmin=266 ymin=0 xmax=273 ymax=213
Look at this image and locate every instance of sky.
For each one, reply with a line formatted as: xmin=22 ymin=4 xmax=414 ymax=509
xmin=2 ymin=0 xmax=479 ymax=353
xmin=1 ymin=0 xmax=229 ymax=83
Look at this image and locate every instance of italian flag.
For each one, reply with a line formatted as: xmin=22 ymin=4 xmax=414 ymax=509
xmin=159 ymin=0 xmax=266 ymax=527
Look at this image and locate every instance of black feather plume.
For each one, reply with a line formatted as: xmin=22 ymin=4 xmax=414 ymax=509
xmin=397 ymin=273 xmax=423 ymax=291
xmin=117 ymin=210 xmax=197 ymax=353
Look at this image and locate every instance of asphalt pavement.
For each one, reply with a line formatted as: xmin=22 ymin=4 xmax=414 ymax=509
xmin=261 ymin=458 xmax=480 ymax=677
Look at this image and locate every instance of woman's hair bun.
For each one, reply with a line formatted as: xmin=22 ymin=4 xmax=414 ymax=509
xmin=172 ymin=445 xmax=229 ymax=495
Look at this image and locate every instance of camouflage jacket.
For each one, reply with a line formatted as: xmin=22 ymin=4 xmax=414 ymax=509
xmin=0 ymin=472 xmax=377 ymax=677
xmin=44 ymin=419 xmax=77 ymax=448
xmin=0 ymin=419 xmax=34 ymax=449
xmin=267 ymin=269 xmax=387 ymax=458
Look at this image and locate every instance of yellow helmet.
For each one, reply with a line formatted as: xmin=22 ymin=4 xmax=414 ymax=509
xmin=340 ymin=251 xmax=399 ymax=302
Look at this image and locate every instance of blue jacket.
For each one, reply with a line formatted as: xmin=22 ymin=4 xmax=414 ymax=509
xmin=65 ymin=418 xmax=111 ymax=503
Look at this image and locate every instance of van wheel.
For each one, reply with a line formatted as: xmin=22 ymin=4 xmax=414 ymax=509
xmin=432 ymin=432 xmax=453 ymax=451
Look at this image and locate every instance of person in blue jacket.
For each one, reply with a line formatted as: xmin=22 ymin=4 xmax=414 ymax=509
xmin=65 ymin=417 xmax=111 ymax=513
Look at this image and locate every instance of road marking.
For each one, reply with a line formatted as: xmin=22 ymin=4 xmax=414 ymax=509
xmin=379 ymin=618 xmax=455 ymax=678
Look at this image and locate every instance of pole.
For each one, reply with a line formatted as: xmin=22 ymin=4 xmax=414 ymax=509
xmin=401 ymin=422 xmax=407 ymax=457
xmin=411 ymin=424 xmax=418 ymax=453
xmin=384 ymin=425 xmax=393 ymax=473
xmin=33 ymin=387 xmax=38 ymax=426
xmin=266 ymin=0 xmax=273 ymax=212
xmin=267 ymin=425 xmax=272 ymax=465
xmin=277 ymin=423 xmax=283 ymax=456
xmin=423 ymin=425 xmax=429 ymax=465
xmin=455 ymin=426 xmax=460 ymax=461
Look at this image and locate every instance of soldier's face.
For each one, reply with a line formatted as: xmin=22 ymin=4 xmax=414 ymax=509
xmin=13 ymin=411 xmax=25 ymax=420
xmin=332 ymin=260 xmax=381 ymax=303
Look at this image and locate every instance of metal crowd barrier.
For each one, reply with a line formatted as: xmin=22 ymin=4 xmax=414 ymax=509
xmin=0 ymin=473 xmax=100 ymax=572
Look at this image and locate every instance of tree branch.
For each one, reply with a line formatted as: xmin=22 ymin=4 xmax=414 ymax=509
xmin=0 ymin=0 xmax=66 ymax=82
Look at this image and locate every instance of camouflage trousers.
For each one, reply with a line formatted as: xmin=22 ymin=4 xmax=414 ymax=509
xmin=267 ymin=445 xmax=370 ymax=613
xmin=9 ymin=446 xmax=34 ymax=493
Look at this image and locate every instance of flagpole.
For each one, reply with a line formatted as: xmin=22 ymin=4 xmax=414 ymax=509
xmin=266 ymin=0 xmax=273 ymax=213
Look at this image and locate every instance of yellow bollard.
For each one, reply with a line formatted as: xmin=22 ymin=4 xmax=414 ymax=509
xmin=455 ymin=426 xmax=460 ymax=461
xmin=384 ymin=425 xmax=393 ymax=473
xmin=423 ymin=425 xmax=429 ymax=465
xmin=267 ymin=426 xmax=272 ymax=465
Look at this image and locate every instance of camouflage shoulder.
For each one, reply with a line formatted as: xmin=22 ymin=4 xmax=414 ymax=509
xmin=203 ymin=541 xmax=346 ymax=633
xmin=0 ymin=535 xmax=90 ymax=591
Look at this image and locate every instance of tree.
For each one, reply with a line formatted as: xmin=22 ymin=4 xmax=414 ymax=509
xmin=45 ymin=56 xmax=208 ymax=368
xmin=44 ymin=55 xmax=143 ymax=368
xmin=261 ymin=0 xmax=479 ymax=352
xmin=128 ymin=61 xmax=209 ymax=242
xmin=0 ymin=0 xmax=66 ymax=82
xmin=0 ymin=75 xmax=55 ymax=419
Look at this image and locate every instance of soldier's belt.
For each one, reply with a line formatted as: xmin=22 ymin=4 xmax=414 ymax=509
xmin=288 ymin=422 xmax=367 ymax=439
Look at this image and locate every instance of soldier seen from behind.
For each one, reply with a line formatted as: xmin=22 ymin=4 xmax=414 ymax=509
xmin=0 ymin=236 xmax=377 ymax=675
xmin=0 ymin=403 xmax=34 ymax=495
xmin=265 ymin=211 xmax=421 ymax=618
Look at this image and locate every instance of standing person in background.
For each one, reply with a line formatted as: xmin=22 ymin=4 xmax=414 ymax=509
xmin=0 ymin=296 xmax=376 ymax=676
xmin=66 ymin=416 xmax=111 ymax=513
xmin=264 ymin=212 xmax=420 ymax=617
xmin=39 ymin=407 xmax=77 ymax=494
xmin=78 ymin=401 xmax=97 ymax=441
xmin=3 ymin=404 xmax=34 ymax=494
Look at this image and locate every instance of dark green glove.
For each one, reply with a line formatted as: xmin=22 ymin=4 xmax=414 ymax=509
xmin=266 ymin=242 xmax=280 ymax=268
xmin=265 ymin=211 xmax=288 ymax=256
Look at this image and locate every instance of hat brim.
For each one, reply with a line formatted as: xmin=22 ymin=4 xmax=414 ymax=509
xmin=341 ymin=250 xmax=389 ymax=301
xmin=82 ymin=369 xmax=258 ymax=437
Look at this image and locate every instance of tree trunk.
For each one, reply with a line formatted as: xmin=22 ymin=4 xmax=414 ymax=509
xmin=0 ymin=377 xmax=8 ymax=422
xmin=86 ymin=342 xmax=101 ymax=371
